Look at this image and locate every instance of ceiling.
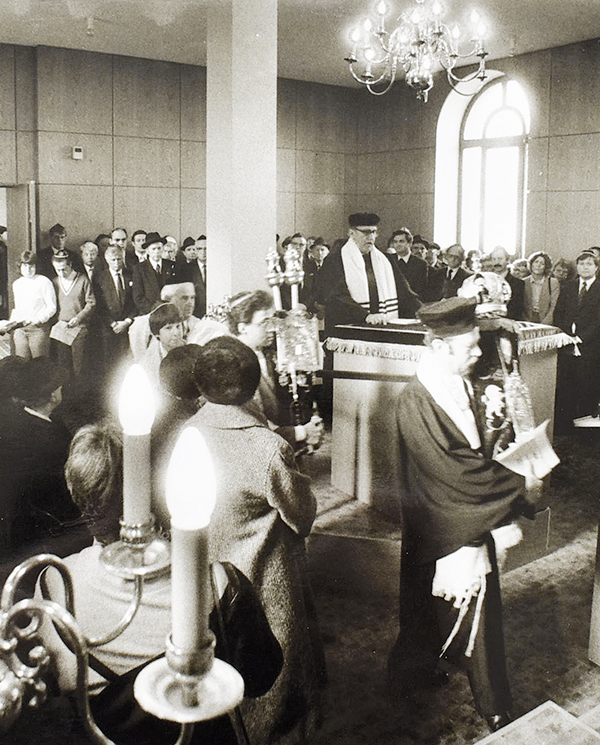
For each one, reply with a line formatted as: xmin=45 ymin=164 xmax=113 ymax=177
xmin=0 ymin=0 xmax=599 ymax=88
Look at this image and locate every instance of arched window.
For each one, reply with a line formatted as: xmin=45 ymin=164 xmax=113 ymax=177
xmin=434 ymin=75 xmax=530 ymax=257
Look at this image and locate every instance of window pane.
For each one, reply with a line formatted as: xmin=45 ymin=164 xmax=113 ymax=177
xmin=485 ymin=109 xmax=524 ymax=138
xmin=463 ymin=82 xmax=503 ymax=140
xmin=460 ymin=147 xmax=481 ymax=252
xmin=507 ymin=80 xmax=530 ymax=133
xmin=483 ymin=147 xmax=519 ymax=255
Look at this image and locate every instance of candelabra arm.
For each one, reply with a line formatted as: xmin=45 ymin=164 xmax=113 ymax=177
xmin=87 ymin=575 xmax=143 ymax=648
xmin=175 ymin=723 xmax=196 ymax=745
xmin=1 ymin=554 xmax=74 ymax=615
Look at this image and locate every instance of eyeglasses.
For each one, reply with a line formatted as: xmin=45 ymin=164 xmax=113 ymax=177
xmin=354 ymin=228 xmax=378 ymax=236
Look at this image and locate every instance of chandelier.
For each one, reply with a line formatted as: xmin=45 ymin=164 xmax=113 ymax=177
xmin=344 ymin=0 xmax=488 ymax=102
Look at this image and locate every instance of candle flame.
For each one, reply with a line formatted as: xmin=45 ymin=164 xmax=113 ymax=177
xmin=118 ymin=364 xmax=156 ymax=435
xmin=166 ymin=427 xmax=217 ymax=530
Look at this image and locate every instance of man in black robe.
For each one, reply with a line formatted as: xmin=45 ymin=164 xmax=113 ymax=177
xmin=388 ymin=297 xmax=537 ymax=732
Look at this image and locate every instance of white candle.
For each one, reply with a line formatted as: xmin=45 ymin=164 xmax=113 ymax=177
xmin=118 ymin=364 xmax=156 ymax=525
xmin=166 ymin=427 xmax=217 ymax=654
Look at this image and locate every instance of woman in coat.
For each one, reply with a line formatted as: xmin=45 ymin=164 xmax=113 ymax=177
xmin=190 ymin=335 xmax=325 ymax=745
xmin=523 ymin=251 xmax=560 ymax=325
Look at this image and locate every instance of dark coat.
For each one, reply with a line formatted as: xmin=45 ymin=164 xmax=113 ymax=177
xmin=554 ymin=276 xmax=600 ymax=419
xmin=505 ymin=273 xmax=525 ymax=320
xmin=132 ymin=259 xmax=179 ymax=315
xmin=389 ymin=252 xmax=429 ymax=300
xmin=178 ymin=258 xmax=207 ymax=318
xmin=93 ymin=267 xmax=135 ymax=325
xmin=430 ymin=266 xmax=471 ymax=301
xmin=315 ymin=248 xmax=421 ymax=333
xmin=0 ymin=405 xmax=78 ymax=553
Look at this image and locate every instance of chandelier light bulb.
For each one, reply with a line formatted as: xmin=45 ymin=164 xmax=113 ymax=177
xmin=351 ymin=26 xmax=362 ymax=42
xmin=364 ymin=46 xmax=376 ymax=61
xmin=118 ymin=364 xmax=156 ymax=436
xmin=363 ymin=17 xmax=373 ymax=32
xmin=166 ymin=427 xmax=217 ymax=531
xmin=377 ymin=0 xmax=387 ymax=16
xmin=410 ymin=8 xmax=421 ymax=24
xmin=470 ymin=9 xmax=480 ymax=27
xmin=451 ymin=23 xmax=460 ymax=39
xmin=477 ymin=21 xmax=486 ymax=39
xmin=432 ymin=1 xmax=443 ymax=17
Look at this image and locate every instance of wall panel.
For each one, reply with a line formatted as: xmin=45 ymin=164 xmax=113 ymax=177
xmin=38 ymin=185 xmax=113 ymax=248
xmin=0 ymin=46 xmax=15 ymax=131
xmin=181 ymin=65 xmax=206 ymax=143
xmin=114 ymin=136 xmax=180 ymax=188
xmin=180 ymin=188 xmax=206 ymax=239
xmin=114 ymin=186 xmax=181 ymax=238
xmin=0 ymin=131 xmax=17 ymax=185
xmin=113 ymin=57 xmax=180 ymax=140
xmin=38 ymin=132 xmax=113 ymax=185
xmin=37 ymin=47 xmax=113 ymax=135
xmin=181 ymin=141 xmax=206 ymax=189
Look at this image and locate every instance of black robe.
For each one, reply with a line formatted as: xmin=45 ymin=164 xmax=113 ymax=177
xmin=389 ymin=375 xmax=533 ymax=718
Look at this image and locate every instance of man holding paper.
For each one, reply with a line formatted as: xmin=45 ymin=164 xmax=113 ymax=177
xmin=388 ymin=297 xmax=541 ymax=733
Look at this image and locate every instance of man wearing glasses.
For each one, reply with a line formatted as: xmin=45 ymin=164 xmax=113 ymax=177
xmin=315 ymin=212 xmax=420 ymax=335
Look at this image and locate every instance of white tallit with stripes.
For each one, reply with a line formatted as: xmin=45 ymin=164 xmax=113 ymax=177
xmin=341 ymin=237 xmax=399 ymax=320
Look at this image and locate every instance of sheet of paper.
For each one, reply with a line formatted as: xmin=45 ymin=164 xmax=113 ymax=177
xmin=50 ymin=320 xmax=82 ymax=347
xmin=494 ymin=419 xmax=560 ymax=479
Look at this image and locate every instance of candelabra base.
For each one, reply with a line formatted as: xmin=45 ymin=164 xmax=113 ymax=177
xmin=100 ymin=537 xmax=170 ymax=580
xmin=134 ymin=657 xmax=244 ymax=723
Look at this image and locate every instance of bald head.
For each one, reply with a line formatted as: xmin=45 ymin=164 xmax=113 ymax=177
xmin=161 ymin=282 xmax=196 ymax=320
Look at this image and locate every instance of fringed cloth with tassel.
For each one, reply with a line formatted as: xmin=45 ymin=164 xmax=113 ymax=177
xmin=326 ymin=321 xmax=573 ymax=361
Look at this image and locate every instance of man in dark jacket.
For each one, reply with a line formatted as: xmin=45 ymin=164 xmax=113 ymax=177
xmin=132 ymin=232 xmax=179 ymax=315
xmin=554 ymin=249 xmax=600 ymax=425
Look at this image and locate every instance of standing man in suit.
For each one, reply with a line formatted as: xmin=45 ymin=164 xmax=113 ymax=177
xmin=554 ymin=249 xmax=600 ymax=426
xmin=37 ymin=223 xmax=83 ymax=279
xmin=179 ymin=236 xmax=207 ymax=318
xmin=93 ymin=245 xmax=136 ymax=372
xmin=489 ymin=247 xmax=524 ymax=320
xmin=132 ymin=232 xmax=179 ymax=315
xmin=385 ymin=228 xmax=428 ymax=300
xmin=430 ymin=244 xmax=471 ymax=301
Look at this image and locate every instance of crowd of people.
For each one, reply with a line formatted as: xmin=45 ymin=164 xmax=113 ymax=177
xmin=0 ymin=214 xmax=595 ymax=742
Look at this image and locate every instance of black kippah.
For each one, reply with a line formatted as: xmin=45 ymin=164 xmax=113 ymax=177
xmin=417 ymin=297 xmax=477 ymax=338
xmin=349 ymin=213 xmax=380 ymax=227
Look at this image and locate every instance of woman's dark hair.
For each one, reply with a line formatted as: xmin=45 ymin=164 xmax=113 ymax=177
xmin=65 ymin=423 xmax=123 ymax=537
xmin=159 ymin=344 xmax=203 ymax=400
xmin=527 ymin=251 xmax=552 ymax=275
xmin=194 ymin=336 xmax=261 ymax=406
xmin=226 ymin=290 xmax=273 ymax=335
xmin=149 ymin=302 xmax=182 ymax=336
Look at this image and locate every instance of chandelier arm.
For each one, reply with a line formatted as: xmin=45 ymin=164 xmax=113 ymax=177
xmin=86 ymin=575 xmax=144 ymax=648
xmin=446 ymin=60 xmax=487 ymax=85
xmin=348 ymin=61 xmax=393 ymax=87
xmin=174 ymin=723 xmax=197 ymax=745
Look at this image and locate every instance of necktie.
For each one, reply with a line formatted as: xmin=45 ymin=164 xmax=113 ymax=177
xmin=363 ymin=253 xmax=379 ymax=314
xmin=579 ymin=281 xmax=588 ymax=303
xmin=116 ymin=272 xmax=124 ymax=301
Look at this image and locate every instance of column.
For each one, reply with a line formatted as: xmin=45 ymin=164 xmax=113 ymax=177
xmin=206 ymin=0 xmax=278 ymax=304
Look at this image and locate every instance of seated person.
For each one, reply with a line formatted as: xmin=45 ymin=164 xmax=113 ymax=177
xmin=138 ymin=302 xmax=184 ymax=386
xmin=0 ymin=358 xmax=80 ymax=555
xmin=38 ymin=422 xmax=282 ymax=745
xmin=0 ymin=251 xmax=57 ymax=360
